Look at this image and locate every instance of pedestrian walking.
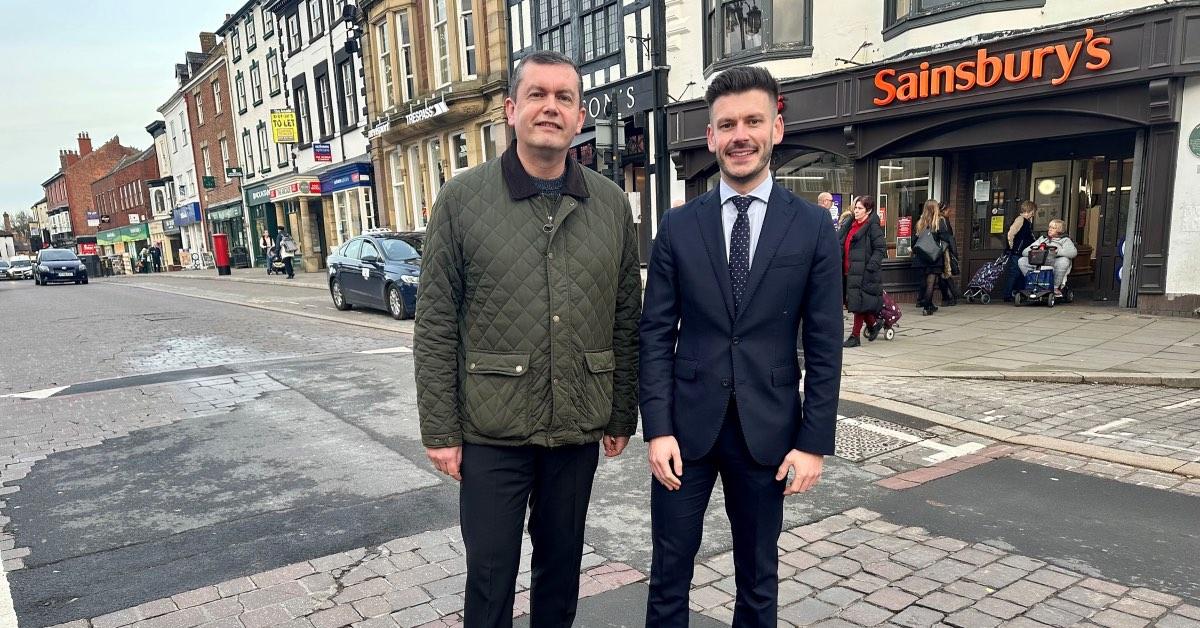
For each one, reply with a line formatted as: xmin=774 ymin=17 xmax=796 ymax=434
xmin=413 ymin=50 xmax=642 ymax=628
xmin=151 ymin=243 xmax=163 ymax=273
xmin=278 ymin=230 xmax=297 ymax=279
xmin=1004 ymin=201 xmax=1037 ymax=301
xmin=938 ymin=203 xmax=962 ymax=306
xmin=914 ymin=199 xmax=952 ymax=315
xmin=840 ymin=195 xmax=886 ymax=347
xmin=639 ymin=66 xmax=842 ymax=628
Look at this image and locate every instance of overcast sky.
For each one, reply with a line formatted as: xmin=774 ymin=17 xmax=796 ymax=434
xmin=0 ymin=2 xmax=235 ymax=217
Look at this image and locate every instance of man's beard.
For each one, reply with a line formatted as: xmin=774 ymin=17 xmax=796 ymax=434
xmin=717 ymin=142 xmax=773 ymax=186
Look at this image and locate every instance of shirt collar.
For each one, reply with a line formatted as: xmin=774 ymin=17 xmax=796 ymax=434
xmin=502 ymin=141 xmax=590 ymax=201
xmin=719 ymin=175 xmax=775 ymax=208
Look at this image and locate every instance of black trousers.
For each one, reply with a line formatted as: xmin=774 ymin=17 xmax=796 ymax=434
xmin=282 ymin=257 xmax=294 ymax=278
xmin=460 ymin=442 xmax=600 ymax=628
xmin=646 ymin=400 xmax=785 ymax=628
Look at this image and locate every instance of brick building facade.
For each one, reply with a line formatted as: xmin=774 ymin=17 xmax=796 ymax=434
xmin=91 ymin=147 xmax=160 ymax=259
xmin=40 ymin=133 xmax=141 ymax=252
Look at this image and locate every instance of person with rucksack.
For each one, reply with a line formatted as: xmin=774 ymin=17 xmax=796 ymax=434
xmin=278 ymin=229 xmax=298 ymax=279
xmin=913 ymin=199 xmax=952 ymax=315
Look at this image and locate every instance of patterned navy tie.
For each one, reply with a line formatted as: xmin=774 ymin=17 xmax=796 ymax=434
xmin=729 ymin=195 xmax=753 ymax=313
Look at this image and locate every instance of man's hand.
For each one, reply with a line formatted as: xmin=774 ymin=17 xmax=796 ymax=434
xmin=776 ymin=449 xmax=823 ymax=495
xmin=603 ymin=435 xmax=630 ymax=458
xmin=648 ymin=436 xmax=683 ymax=490
xmin=426 ymin=446 xmax=463 ymax=481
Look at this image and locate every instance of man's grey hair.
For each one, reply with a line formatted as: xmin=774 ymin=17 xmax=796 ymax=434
xmin=510 ymin=51 xmax=584 ymax=104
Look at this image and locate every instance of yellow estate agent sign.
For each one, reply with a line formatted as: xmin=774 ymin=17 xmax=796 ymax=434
xmin=271 ymin=109 xmax=298 ymax=144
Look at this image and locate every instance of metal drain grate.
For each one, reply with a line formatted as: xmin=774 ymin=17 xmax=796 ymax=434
xmin=835 ymin=416 xmax=932 ymax=462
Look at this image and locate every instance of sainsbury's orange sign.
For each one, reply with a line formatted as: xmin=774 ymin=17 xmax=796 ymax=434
xmin=873 ymin=29 xmax=1112 ymax=107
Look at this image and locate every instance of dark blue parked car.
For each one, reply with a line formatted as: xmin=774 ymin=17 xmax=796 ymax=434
xmin=326 ymin=231 xmax=423 ymax=319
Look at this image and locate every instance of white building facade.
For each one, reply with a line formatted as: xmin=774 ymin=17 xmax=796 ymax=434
xmin=157 ymin=58 xmax=206 ymax=267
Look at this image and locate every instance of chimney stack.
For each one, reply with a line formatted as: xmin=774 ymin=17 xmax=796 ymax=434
xmin=3 ymin=213 xmax=12 ymax=233
xmin=77 ymin=132 xmax=93 ymax=156
xmin=200 ymin=32 xmax=218 ymax=55
xmin=59 ymin=149 xmax=80 ymax=169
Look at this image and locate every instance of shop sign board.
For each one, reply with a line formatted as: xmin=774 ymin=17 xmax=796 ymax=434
xmin=79 ymin=242 xmax=97 ymax=256
xmin=367 ymin=119 xmax=391 ymax=139
xmin=226 ymin=167 xmax=244 ymax=178
xmin=271 ymin=109 xmax=298 ymax=143
xmin=269 ymin=180 xmax=322 ymax=200
xmin=313 ymin=143 xmax=333 ymax=162
xmin=405 ymin=101 xmax=449 ymax=125
xmin=246 ymin=185 xmax=272 ymax=204
xmin=873 ymin=29 xmax=1112 ymax=106
xmin=86 ymin=211 xmax=100 ymax=227
xmin=582 ymin=71 xmax=657 ymax=126
xmin=173 ymin=203 xmax=202 ymax=227
xmin=203 ymin=176 xmax=216 ymax=189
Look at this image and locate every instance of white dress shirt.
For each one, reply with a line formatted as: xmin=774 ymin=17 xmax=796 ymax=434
xmin=720 ymin=176 xmax=774 ymax=269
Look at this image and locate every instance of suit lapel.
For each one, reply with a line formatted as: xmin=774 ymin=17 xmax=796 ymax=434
xmin=737 ymin=186 xmax=797 ymax=320
xmin=695 ymin=189 xmax=735 ymax=321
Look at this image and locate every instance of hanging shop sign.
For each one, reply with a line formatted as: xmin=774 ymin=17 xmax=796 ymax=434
xmin=1189 ymin=125 xmax=1200 ymax=158
xmin=271 ymin=109 xmax=298 ymax=143
xmin=313 ymin=143 xmax=333 ymax=162
xmin=405 ymin=101 xmax=449 ymax=125
xmin=873 ymin=28 xmax=1112 ymax=106
xmin=172 ymin=203 xmax=202 ymax=227
xmin=86 ymin=211 xmax=100 ymax=227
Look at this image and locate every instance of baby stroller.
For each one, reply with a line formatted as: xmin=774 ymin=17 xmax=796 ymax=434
xmin=963 ymin=254 xmax=1010 ymax=304
xmin=265 ymin=245 xmax=287 ymax=276
xmin=1014 ymin=245 xmax=1074 ymax=307
xmin=875 ymin=291 xmax=902 ymax=341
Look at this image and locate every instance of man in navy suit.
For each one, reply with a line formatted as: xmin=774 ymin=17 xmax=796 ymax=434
xmin=640 ymin=66 xmax=843 ymax=627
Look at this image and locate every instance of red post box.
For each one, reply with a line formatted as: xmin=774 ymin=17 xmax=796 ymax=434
xmin=212 ymin=232 xmax=232 ymax=276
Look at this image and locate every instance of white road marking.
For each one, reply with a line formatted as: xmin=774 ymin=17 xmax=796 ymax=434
xmin=1079 ymin=418 xmax=1137 ymax=437
xmin=0 ymin=568 xmax=15 ymax=628
xmin=1161 ymin=398 xmax=1200 ymax=410
xmin=839 ymin=416 xmax=985 ymax=463
xmin=357 ymin=346 xmax=413 ymax=355
xmin=1 ymin=385 xmax=68 ymax=399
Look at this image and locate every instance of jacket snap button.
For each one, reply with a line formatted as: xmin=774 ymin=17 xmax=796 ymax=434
xmin=552 ymin=315 xmax=560 ymax=323
xmin=732 ymin=337 xmax=740 ymax=345
xmin=721 ymin=379 xmax=730 ymax=387
xmin=469 ymin=363 xmax=476 ymax=369
xmin=515 ymin=365 xmax=523 ymax=373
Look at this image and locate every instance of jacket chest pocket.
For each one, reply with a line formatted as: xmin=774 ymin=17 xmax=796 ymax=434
xmin=463 ymin=350 xmax=532 ymax=439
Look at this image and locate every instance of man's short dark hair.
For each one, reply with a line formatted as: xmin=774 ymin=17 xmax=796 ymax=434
xmin=510 ymin=51 xmax=584 ymax=104
xmin=704 ymin=66 xmax=780 ymax=108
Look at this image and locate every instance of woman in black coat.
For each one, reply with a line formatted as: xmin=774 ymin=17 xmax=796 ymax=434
xmin=915 ymin=199 xmax=952 ymax=315
xmin=839 ymin=195 xmax=886 ymax=347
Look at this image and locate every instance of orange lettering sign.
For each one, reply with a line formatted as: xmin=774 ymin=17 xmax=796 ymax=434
xmin=873 ymin=29 xmax=1112 ymax=106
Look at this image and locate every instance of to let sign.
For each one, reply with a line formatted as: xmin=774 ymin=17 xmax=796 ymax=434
xmin=271 ymin=109 xmax=298 ymax=143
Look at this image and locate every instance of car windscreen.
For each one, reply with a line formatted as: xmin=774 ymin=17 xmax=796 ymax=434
xmin=40 ymin=251 xmax=79 ymax=262
xmin=381 ymin=238 xmax=421 ymax=261
xmin=10 ymin=260 xmax=30 ymax=267
xmin=0 ymin=261 xmax=9 ymax=268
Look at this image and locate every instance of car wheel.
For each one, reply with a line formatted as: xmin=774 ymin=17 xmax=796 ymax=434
xmin=330 ymin=278 xmax=352 ymax=311
xmin=387 ymin=284 xmax=409 ymax=320
xmin=82 ymin=276 xmax=89 ymax=285
xmin=1013 ymin=292 xmax=1023 ymax=306
xmin=1047 ymin=293 xmax=1056 ymax=308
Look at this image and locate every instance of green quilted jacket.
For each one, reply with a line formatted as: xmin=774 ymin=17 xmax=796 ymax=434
xmin=414 ymin=145 xmax=642 ymax=449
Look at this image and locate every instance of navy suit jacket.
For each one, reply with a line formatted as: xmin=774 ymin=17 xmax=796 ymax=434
xmin=639 ymin=184 xmax=842 ymax=466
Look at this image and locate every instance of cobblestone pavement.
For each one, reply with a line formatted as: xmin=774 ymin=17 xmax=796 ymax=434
xmin=43 ymin=507 xmax=1200 ymax=628
xmin=0 ymin=280 xmax=404 ymax=395
xmin=842 ymin=376 xmax=1200 ymax=464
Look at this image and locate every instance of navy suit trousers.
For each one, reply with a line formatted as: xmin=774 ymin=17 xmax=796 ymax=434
xmin=646 ymin=399 xmax=786 ymax=628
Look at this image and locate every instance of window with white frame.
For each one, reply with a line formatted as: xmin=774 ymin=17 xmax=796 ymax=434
xmin=296 ymin=82 xmax=312 ymax=144
xmin=310 ymin=0 xmax=325 ymax=37
xmin=509 ymin=0 xmax=534 ymax=50
xmin=170 ymin=120 xmax=178 ymax=152
xmin=339 ymin=61 xmax=358 ymax=128
xmin=537 ymin=0 xmax=573 ymax=57
xmin=235 ymin=71 xmax=247 ymax=111
xmin=580 ymin=1 xmax=618 ymax=62
xmin=219 ymin=138 xmax=231 ymax=183
xmin=196 ymin=91 xmax=205 ymax=125
xmin=430 ymin=0 xmax=450 ymax=87
xmin=427 ymin=138 xmax=445 ymax=202
xmin=317 ymin=74 xmax=334 ymax=138
xmin=246 ymin=14 xmax=257 ymax=49
xmin=480 ymin=123 xmax=502 ymax=161
xmin=458 ymin=0 xmax=476 ymax=79
xmin=242 ymin=130 xmax=256 ymax=174
xmin=212 ymin=79 xmax=223 ymax=114
xmin=231 ymin=29 xmax=242 ymax=60
xmin=179 ymin=112 xmax=189 ymax=146
xmin=376 ymin=21 xmax=396 ymax=110
xmin=257 ymin=124 xmax=271 ymax=173
xmin=250 ymin=62 xmax=263 ymax=104
xmin=277 ymin=140 xmax=289 ymax=166
xmin=408 ymin=145 xmax=428 ymax=229
xmin=704 ymin=0 xmax=812 ymax=67
xmin=264 ymin=9 xmax=275 ymax=37
xmin=389 ymin=151 xmax=406 ymax=228
xmin=450 ymin=131 xmax=469 ymax=172
xmin=267 ymin=50 xmax=281 ymax=94
xmin=287 ymin=13 xmax=302 ymax=52
xmin=201 ymin=146 xmax=212 ymax=180
xmin=397 ymin=11 xmax=415 ymax=101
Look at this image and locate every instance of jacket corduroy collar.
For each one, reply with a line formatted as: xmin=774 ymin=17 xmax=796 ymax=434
xmin=501 ymin=141 xmax=590 ymax=201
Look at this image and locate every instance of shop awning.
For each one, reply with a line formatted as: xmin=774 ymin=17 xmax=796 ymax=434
xmin=97 ymin=223 xmax=150 ymax=245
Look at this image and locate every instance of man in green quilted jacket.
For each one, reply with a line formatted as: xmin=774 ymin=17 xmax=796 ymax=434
xmin=414 ymin=50 xmax=642 ymax=628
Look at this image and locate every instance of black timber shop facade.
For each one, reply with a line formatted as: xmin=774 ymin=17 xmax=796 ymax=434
xmin=667 ymin=3 xmax=1200 ymax=315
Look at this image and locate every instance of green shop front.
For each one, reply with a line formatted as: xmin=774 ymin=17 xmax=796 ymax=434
xmin=245 ymin=183 xmax=276 ymax=266
xmin=206 ymin=200 xmax=250 ymax=268
xmin=97 ymin=222 xmax=152 ymax=274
